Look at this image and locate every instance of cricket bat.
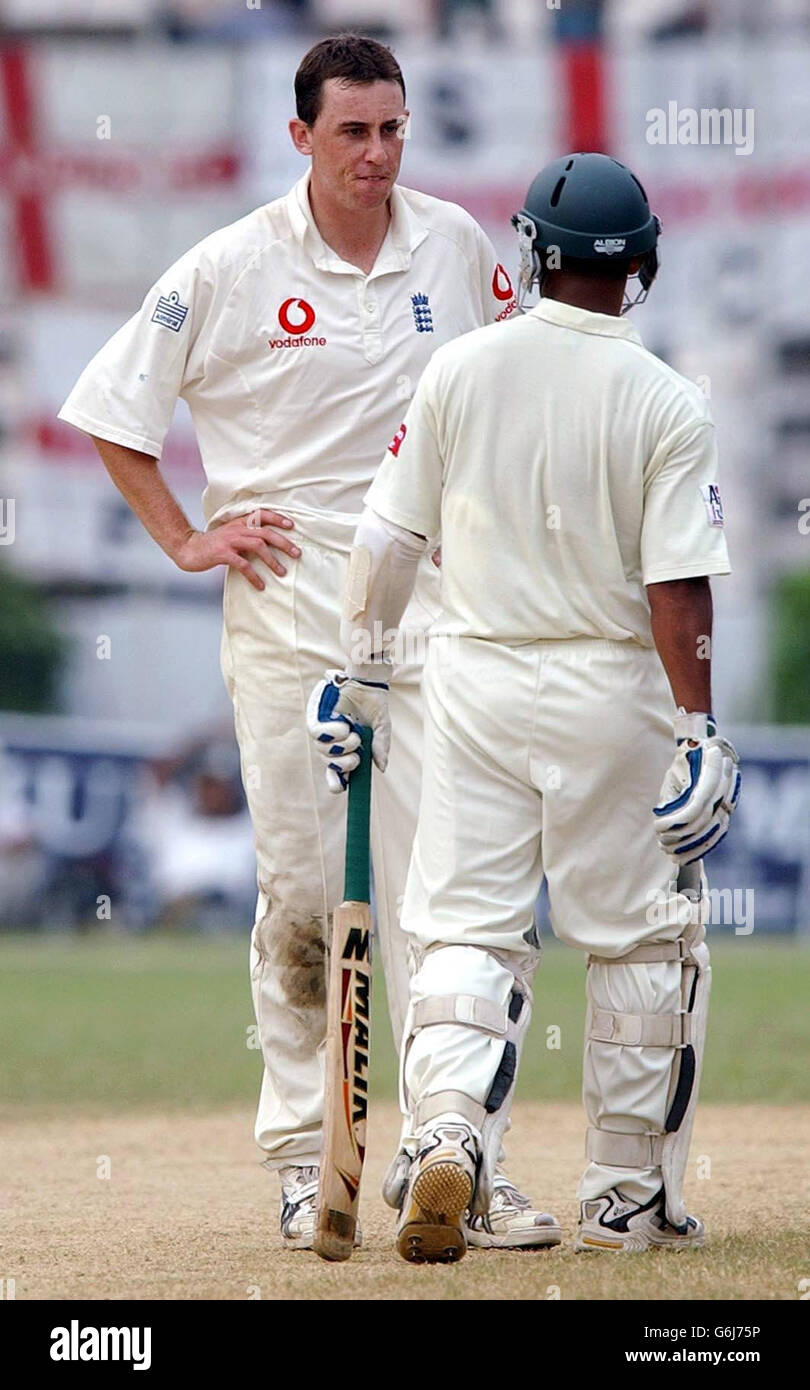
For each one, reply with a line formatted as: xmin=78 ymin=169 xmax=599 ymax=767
xmin=314 ymin=725 xmax=373 ymax=1263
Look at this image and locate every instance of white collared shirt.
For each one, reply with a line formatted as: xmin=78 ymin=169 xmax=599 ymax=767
xmin=58 ymin=171 xmax=516 ymax=526
xmin=365 ymin=296 xmax=730 ymax=647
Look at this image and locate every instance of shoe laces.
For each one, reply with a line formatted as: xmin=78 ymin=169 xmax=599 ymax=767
xmin=280 ymin=1164 xmax=319 ymax=1206
xmin=491 ymin=1174 xmax=532 ymax=1211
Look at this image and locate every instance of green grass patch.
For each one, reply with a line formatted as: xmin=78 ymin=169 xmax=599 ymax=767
xmin=0 ymin=933 xmax=808 ymax=1111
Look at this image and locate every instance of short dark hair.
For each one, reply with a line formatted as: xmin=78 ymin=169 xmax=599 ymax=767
xmin=295 ymin=33 xmax=406 ymax=127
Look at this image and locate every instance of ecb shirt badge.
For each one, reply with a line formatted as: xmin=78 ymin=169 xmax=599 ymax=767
xmin=411 ymin=293 xmax=433 ymax=332
xmin=151 ymin=291 xmax=189 ymax=332
xmin=700 ymin=482 xmax=724 ymax=526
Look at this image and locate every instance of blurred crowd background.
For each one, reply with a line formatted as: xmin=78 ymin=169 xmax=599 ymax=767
xmin=0 ymin=0 xmax=809 ymax=933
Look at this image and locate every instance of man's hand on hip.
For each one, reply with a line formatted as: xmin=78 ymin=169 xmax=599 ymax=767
xmin=174 ymin=509 xmax=301 ymax=591
xmin=307 ymin=670 xmax=391 ymax=793
xmin=653 ymin=709 xmax=741 ymax=865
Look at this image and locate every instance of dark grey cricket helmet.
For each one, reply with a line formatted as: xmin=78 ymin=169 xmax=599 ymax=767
xmin=511 ymin=151 xmax=662 ymax=313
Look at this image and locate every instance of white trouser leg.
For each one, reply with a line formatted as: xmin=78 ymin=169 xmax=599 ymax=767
xmin=369 ymin=560 xmax=438 ymax=1041
xmin=221 ymin=534 xmax=349 ymax=1168
xmin=221 ymin=524 xmax=435 ymax=1167
xmin=398 ymin=638 xmax=545 ymax=1203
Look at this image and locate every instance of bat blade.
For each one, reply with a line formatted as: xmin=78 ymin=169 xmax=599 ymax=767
xmin=313 ymin=899 xmax=372 ymax=1262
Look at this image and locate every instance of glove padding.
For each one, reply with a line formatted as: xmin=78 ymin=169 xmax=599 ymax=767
xmin=306 ymin=669 xmax=390 ymax=794
xmin=653 ymin=710 xmax=741 ymax=865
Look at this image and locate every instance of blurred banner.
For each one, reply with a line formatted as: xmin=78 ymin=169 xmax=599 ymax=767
xmin=2 ymin=37 xmax=807 ymax=583
xmin=0 ymin=43 xmax=242 ymax=299
xmin=0 ymin=711 xmax=255 ymax=932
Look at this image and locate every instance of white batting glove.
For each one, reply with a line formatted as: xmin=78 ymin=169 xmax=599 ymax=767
xmin=306 ymin=668 xmax=391 ymax=794
xmin=653 ymin=709 xmax=741 ymax=866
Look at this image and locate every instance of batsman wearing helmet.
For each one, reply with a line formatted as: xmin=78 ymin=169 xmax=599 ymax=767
xmin=312 ymin=152 xmax=741 ymax=1262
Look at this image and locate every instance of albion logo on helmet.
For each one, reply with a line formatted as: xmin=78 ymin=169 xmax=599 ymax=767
xmin=594 ymin=238 xmax=627 ymax=255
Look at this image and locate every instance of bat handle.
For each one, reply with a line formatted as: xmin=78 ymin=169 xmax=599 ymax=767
xmin=344 ymin=725 xmax=372 ymax=905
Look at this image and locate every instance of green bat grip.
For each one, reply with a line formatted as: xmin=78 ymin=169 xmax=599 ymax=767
xmin=343 ymin=725 xmax=372 ymax=904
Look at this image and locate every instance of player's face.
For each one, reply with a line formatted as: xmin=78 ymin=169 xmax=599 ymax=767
xmin=296 ymin=79 xmax=408 ymax=211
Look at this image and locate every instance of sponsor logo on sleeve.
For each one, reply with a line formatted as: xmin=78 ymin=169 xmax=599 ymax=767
xmin=700 ymin=482 xmax=724 ymax=526
xmin=268 ymin=297 xmax=326 ymax=348
xmin=388 ymin=423 xmax=407 ymax=456
xmin=491 ymin=263 xmax=517 ymax=319
xmin=151 ymin=290 xmax=189 ymax=332
xmin=492 ymin=264 xmax=514 ymax=300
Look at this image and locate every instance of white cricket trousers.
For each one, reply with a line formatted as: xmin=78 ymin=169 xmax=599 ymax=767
xmin=219 ymin=507 xmax=436 ymax=1169
xmin=402 ymin=634 xmax=699 ymax=1206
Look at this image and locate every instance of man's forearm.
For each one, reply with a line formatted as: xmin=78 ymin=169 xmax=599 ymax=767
xmin=90 ymin=435 xmax=195 ymax=563
xmin=647 ymin=576 xmax=713 ymax=712
xmin=341 ymin=507 xmax=427 ymax=674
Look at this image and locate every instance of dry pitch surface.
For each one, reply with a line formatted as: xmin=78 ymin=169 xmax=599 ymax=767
xmin=5 ymin=1100 xmax=809 ymax=1301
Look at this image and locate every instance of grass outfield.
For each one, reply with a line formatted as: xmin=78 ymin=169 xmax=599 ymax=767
xmin=0 ymin=932 xmax=808 ymax=1111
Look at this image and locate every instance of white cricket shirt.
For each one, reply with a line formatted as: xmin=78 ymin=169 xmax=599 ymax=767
xmin=365 ymin=297 xmax=731 ymax=647
xmin=58 ymin=170 xmax=516 ymax=526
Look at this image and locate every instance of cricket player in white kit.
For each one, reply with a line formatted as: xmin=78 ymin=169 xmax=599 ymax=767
xmin=57 ymin=35 xmax=557 ymax=1250
xmin=310 ymin=153 xmax=741 ymax=1262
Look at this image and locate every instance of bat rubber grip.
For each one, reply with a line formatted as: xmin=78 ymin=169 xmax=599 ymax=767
xmin=344 ymin=725 xmax=372 ymax=904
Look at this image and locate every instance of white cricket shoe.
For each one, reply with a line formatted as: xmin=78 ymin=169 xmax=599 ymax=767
xmin=465 ymin=1172 xmax=563 ymax=1250
xmin=574 ymin=1186 xmax=704 ymax=1253
xmin=396 ymin=1122 xmax=478 ymax=1264
xmin=278 ymin=1164 xmax=362 ymax=1251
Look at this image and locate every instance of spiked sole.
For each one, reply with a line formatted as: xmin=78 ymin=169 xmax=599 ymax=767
xmin=396 ymin=1161 xmax=473 ymax=1265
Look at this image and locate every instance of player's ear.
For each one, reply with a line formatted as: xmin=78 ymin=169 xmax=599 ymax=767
xmin=289 ymin=118 xmax=314 ymax=157
xmin=627 ymin=255 xmax=644 ymax=274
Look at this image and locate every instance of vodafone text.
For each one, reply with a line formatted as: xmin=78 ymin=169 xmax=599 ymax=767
xmin=268 ymin=335 xmax=327 ymax=349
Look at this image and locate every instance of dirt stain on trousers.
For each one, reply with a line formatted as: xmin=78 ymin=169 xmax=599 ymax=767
xmin=255 ymin=899 xmax=327 ymax=1014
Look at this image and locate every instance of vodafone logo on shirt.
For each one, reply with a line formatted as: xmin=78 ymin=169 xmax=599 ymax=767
xmin=269 ymin=297 xmax=326 ymax=349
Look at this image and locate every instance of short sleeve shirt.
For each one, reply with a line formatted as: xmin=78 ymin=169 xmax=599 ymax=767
xmin=365 ymin=297 xmax=730 ymax=647
xmin=58 ymin=171 xmax=517 ymax=527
